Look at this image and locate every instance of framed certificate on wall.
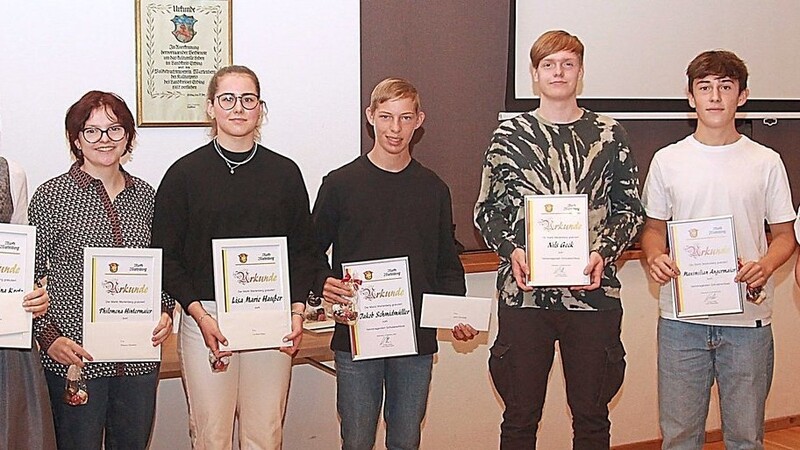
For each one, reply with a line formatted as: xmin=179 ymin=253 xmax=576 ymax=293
xmin=135 ymin=0 xmax=232 ymax=126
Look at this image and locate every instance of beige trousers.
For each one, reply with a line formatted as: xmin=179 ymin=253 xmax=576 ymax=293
xmin=178 ymin=302 xmax=292 ymax=450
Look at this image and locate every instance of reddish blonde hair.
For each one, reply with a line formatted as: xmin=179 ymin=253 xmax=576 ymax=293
xmin=530 ymin=30 xmax=584 ymax=68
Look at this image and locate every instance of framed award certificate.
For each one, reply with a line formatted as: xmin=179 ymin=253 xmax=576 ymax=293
xmin=668 ymin=216 xmax=744 ymax=318
xmin=343 ymin=257 xmax=418 ymax=361
xmin=212 ymin=237 xmax=292 ymax=351
xmin=524 ymin=194 xmax=590 ymax=286
xmin=0 ymin=224 xmax=35 ymax=349
xmin=82 ymin=248 xmax=162 ymax=362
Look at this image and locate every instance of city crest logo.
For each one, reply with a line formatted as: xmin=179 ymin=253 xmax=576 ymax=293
xmin=544 ymin=204 xmax=554 ymax=213
xmin=108 ymin=262 xmax=119 ymax=273
xmin=238 ymin=253 xmax=248 ymax=264
xmin=171 ymin=14 xmax=197 ymax=44
xmin=364 ymin=271 xmax=373 ymax=281
xmin=689 ymin=228 xmax=698 ymax=238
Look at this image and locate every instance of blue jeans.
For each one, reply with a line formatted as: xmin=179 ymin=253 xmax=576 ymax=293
xmin=658 ymin=318 xmax=774 ymax=450
xmin=335 ymin=351 xmax=433 ymax=450
xmin=45 ymin=369 xmax=159 ymax=450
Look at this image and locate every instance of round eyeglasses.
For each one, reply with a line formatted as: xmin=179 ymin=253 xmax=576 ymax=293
xmin=215 ymin=93 xmax=262 ymax=111
xmin=81 ymin=126 xmax=126 ymax=143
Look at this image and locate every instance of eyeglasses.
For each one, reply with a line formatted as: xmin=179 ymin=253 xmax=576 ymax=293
xmin=81 ymin=126 xmax=126 ymax=143
xmin=215 ymin=93 xmax=261 ymax=110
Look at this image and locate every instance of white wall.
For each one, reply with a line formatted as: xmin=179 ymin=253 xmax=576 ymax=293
xmin=0 ymin=1 xmax=360 ymax=203
xmin=153 ymin=260 xmax=800 ymax=449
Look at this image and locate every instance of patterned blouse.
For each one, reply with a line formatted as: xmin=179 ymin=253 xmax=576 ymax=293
xmin=30 ymin=163 xmax=174 ymax=380
xmin=475 ymin=109 xmax=644 ymax=310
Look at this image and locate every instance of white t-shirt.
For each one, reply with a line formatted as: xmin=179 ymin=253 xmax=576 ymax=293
xmin=642 ymin=135 xmax=795 ymax=327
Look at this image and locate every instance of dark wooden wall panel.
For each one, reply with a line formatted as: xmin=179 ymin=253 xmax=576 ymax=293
xmin=360 ymin=2 xmax=800 ymax=251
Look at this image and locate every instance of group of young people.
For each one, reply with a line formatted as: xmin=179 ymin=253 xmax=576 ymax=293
xmin=0 ymin=27 xmax=796 ymax=450
xmin=0 ymin=65 xmax=476 ymax=450
xmin=476 ymin=30 xmax=797 ymax=449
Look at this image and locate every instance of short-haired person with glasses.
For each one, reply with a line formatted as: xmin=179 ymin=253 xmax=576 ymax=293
xmin=152 ymin=65 xmax=323 ymax=449
xmin=28 ymin=90 xmax=174 ymax=449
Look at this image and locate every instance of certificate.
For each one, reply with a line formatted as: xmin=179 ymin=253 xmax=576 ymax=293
xmin=135 ymin=0 xmax=232 ymax=126
xmin=344 ymin=257 xmax=417 ymax=361
xmin=524 ymin=194 xmax=590 ymax=286
xmin=82 ymin=248 xmax=162 ymax=362
xmin=668 ymin=216 xmax=744 ymax=318
xmin=212 ymin=237 xmax=292 ymax=351
xmin=420 ymin=294 xmax=492 ymax=332
xmin=0 ymin=224 xmax=35 ymax=349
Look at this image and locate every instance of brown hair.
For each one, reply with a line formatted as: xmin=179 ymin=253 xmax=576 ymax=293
xmin=206 ymin=65 xmax=263 ymax=139
xmin=687 ymin=50 xmax=748 ymax=94
xmin=65 ymin=91 xmax=136 ymax=164
xmin=530 ymin=30 xmax=584 ymax=69
xmin=368 ymin=77 xmax=421 ymax=113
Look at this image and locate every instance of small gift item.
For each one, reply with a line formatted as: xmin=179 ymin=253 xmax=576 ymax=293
xmin=331 ymin=270 xmax=361 ymax=326
xmin=63 ymin=365 xmax=88 ymax=406
xmin=304 ymin=292 xmax=328 ymax=322
xmin=738 ymin=259 xmax=766 ymax=305
xmin=208 ymin=350 xmax=230 ymax=373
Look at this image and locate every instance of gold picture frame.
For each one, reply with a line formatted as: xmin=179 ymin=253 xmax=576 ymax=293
xmin=135 ymin=0 xmax=232 ymax=127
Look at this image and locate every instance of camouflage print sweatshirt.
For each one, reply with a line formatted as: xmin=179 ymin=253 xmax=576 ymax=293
xmin=474 ymin=109 xmax=644 ymax=310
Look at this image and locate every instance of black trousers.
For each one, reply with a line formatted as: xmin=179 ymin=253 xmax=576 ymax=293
xmin=490 ymin=307 xmax=625 ymax=450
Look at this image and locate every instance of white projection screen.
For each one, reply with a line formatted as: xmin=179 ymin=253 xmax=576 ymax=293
xmin=511 ymin=0 xmax=800 ymax=115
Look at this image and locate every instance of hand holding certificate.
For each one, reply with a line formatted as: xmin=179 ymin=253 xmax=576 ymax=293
xmin=343 ymin=257 xmax=417 ymax=361
xmin=212 ymin=237 xmax=292 ymax=351
xmin=82 ymin=248 xmax=162 ymax=361
xmin=668 ymin=216 xmax=744 ymax=318
xmin=524 ymin=194 xmax=590 ymax=286
xmin=0 ymin=224 xmax=35 ymax=349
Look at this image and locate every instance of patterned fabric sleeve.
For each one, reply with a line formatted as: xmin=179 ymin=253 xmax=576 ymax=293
xmin=474 ymin=131 xmax=523 ymax=259
xmin=590 ymin=124 xmax=645 ymax=265
xmin=28 ymin=187 xmax=62 ymax=351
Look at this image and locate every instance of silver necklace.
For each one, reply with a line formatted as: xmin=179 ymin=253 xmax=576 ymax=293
xmin=213 ymin=138 xmax=258 ymax=174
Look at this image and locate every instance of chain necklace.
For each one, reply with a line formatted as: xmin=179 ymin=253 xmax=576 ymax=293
xmin=213 ymin=138 xmax=258 ymax=174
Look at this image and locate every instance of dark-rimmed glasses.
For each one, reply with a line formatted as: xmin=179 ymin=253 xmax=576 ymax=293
xmin=81 ymin=126 xmax=126 ymax=143
xmin=215 ymin=93 xmax=261 ymax=110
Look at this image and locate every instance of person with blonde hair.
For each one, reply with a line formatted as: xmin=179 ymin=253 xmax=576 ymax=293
xmin=475 ymin=30 xmax=644 ymax=448
xmin=152 ymin=65 xmax=321 ymax=449
xmin=313 ymin=77 xmax=477 ymax=449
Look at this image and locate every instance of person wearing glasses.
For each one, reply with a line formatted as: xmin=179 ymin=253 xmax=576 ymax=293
xmin=28 ymin=90 xmax=174 ymax=449
xmin=152 ymin=65 xmax=321 ymax=449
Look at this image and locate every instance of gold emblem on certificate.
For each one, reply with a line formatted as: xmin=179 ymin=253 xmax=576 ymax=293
xmin=524 ymin=194 xmax=590 ymax=286
xmin=212 ymin=237 xmax=292 ymax=351
xmin=668 ymin=216 xmax=744 ymax=318
xmin=82 ymin=248 xmax=162 ymax=362
xmin=0 ymin=224 xmax=35 ymax=349
xmin=343 ymin=257 xmax=417 ymax=361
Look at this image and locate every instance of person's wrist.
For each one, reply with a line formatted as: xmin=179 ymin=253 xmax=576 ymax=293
xmin=291 ymin=311 xmax=304 ymax=320
xmin=197 ymin=312 xmax=212 ymax=326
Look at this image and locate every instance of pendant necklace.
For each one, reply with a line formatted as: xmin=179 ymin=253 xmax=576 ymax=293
xmin=213 ymin=138 xmax=258 ymax=174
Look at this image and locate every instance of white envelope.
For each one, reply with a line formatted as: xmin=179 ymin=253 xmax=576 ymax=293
xmin=420 ymin=294 xmax=492 ymax=331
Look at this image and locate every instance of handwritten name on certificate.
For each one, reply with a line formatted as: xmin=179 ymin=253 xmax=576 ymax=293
xmin=344 ymin=257 xmax=417 ymax=361
xmin=82 ymin=248 xmax=162 ymax=362
xmin=668 ymin=216 xmax=744 ymax=318
xmin=0 ymin=224 xmax=35 ymax=349
xmin=212 ymin=237 xmax=292 ymax=351
xmin=524 ymin=194 xmax=590 ymax=286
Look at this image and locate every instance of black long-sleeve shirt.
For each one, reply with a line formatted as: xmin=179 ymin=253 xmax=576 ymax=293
xmin=313 ymin=156 xmax=466 ymax=355
xmin=152 ymin=142 xmax=322 ymax=310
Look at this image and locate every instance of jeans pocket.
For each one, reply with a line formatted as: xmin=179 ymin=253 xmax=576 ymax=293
xmin=489 ymin=341 xmax=515 ymax=404
xmin=596 ymin=342 xmax=626 ymax=406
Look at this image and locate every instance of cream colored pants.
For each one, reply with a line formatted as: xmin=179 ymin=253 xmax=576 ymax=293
xmin=178 ymin=302 xmax=292 ymax=450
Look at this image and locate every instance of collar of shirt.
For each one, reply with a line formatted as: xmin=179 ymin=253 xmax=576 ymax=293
xmin=68 ymin=161 xmax=136 ymax=191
